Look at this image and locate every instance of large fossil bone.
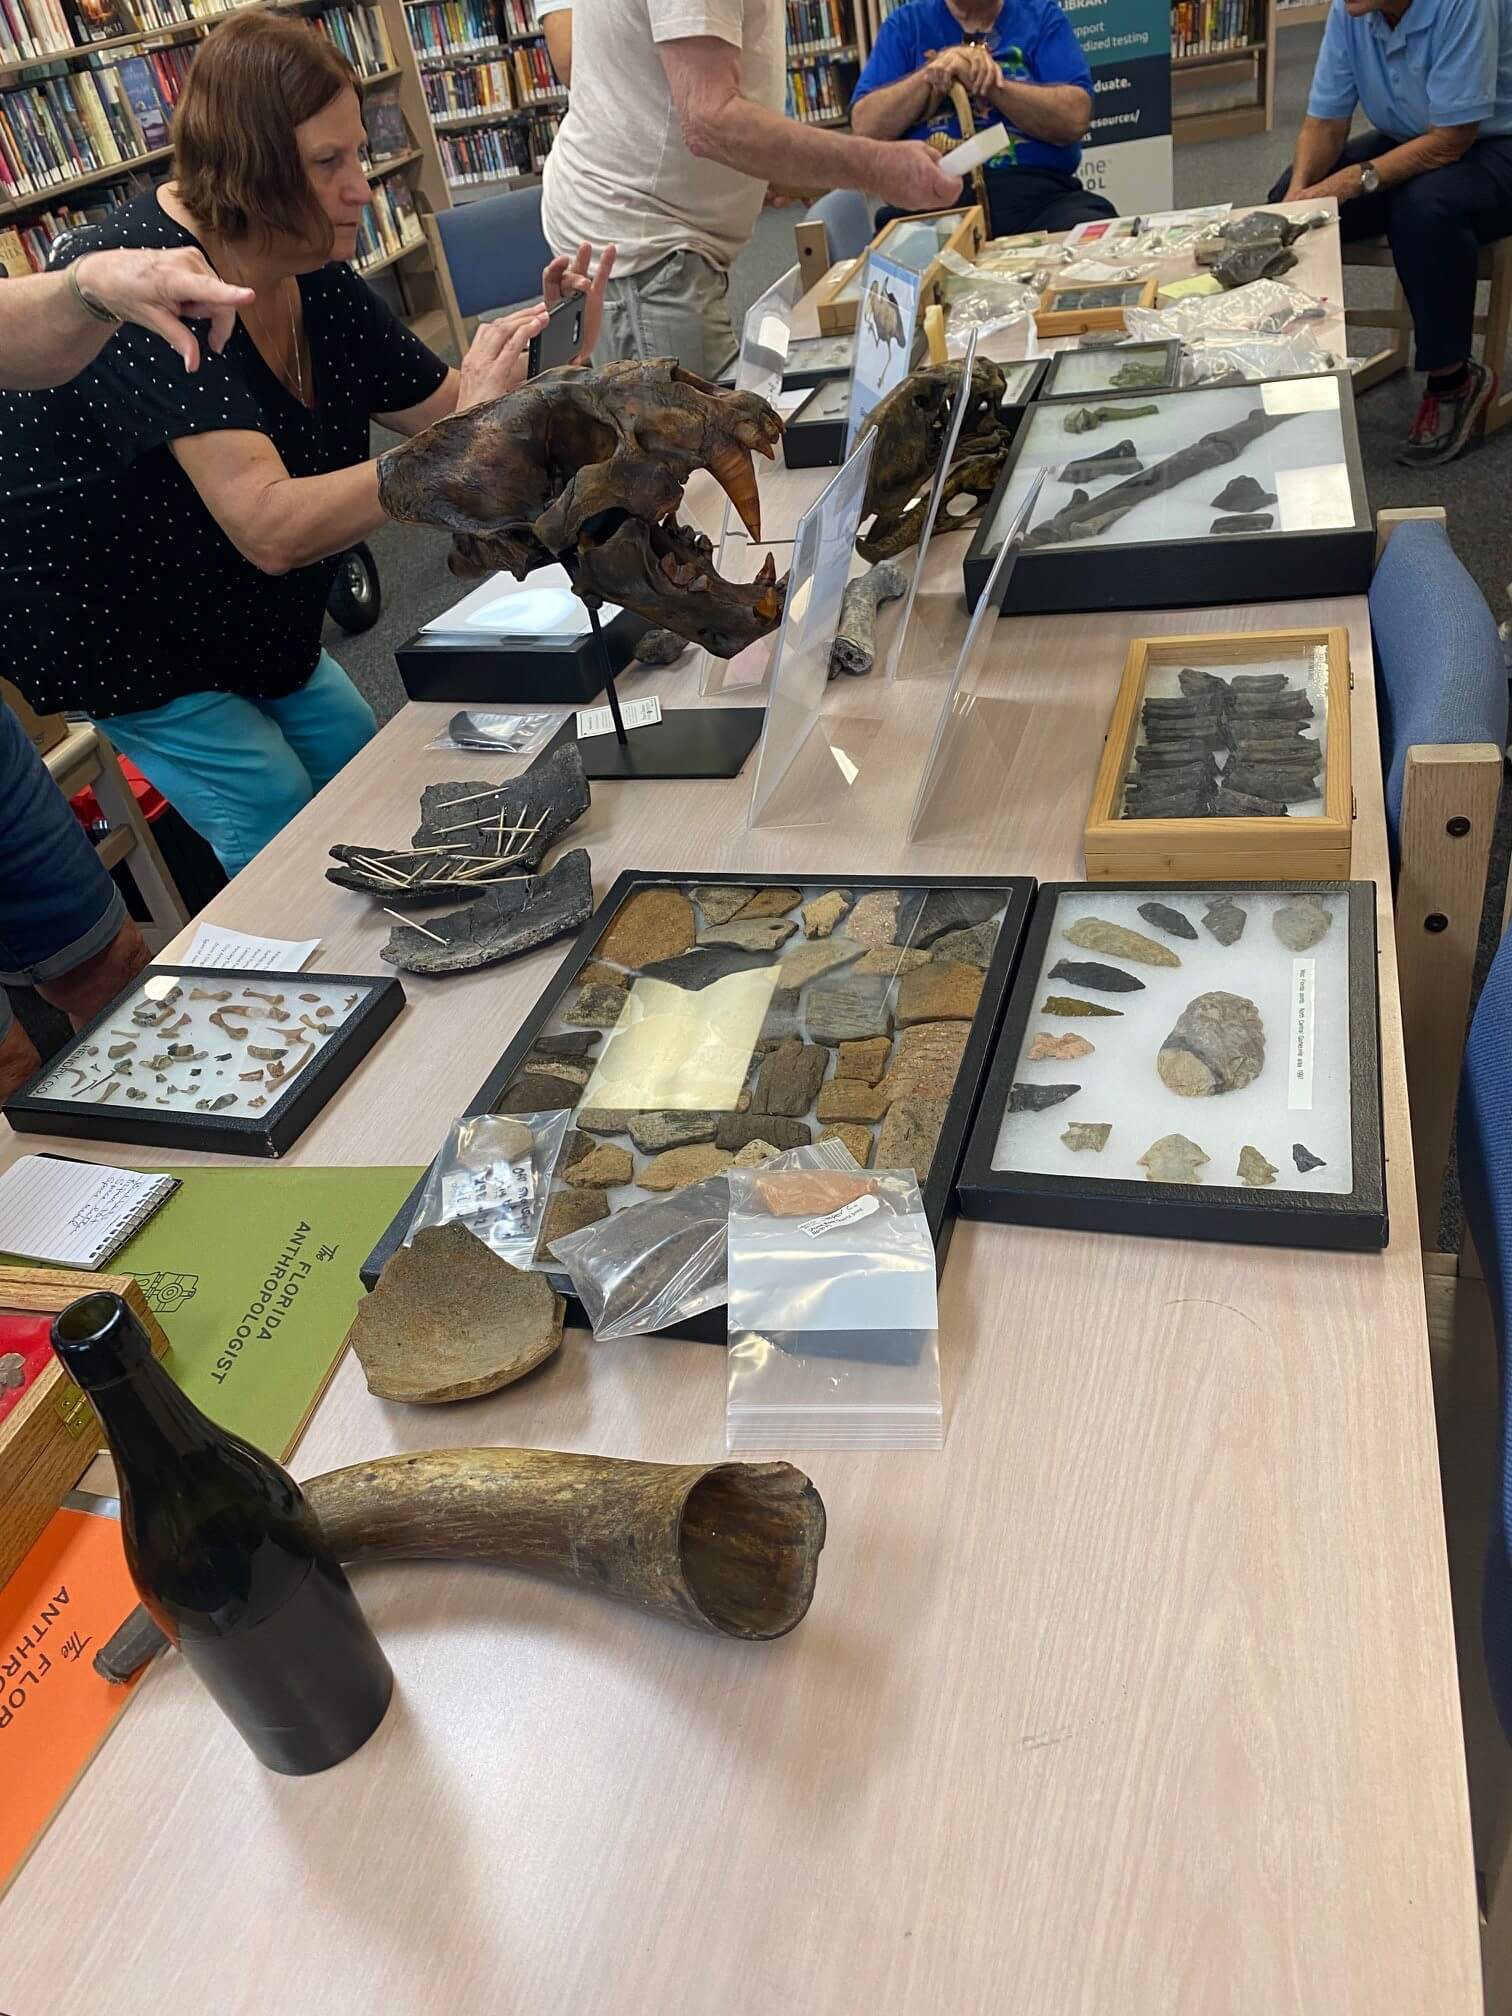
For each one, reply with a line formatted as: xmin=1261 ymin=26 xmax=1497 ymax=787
xmin=94 ymin=1447 xmax=827 ymax=1682
xmin=829 ymin=560 xmax=907 ymax=677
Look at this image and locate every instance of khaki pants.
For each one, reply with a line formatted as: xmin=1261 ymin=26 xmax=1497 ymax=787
xmin=596 ymin=248 xmax=739 ymax=378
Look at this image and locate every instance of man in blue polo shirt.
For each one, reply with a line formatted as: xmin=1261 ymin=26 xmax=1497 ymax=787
xmin=850 ymin=0 xmax=1115 ymax=238
xmin=1270 ymin=0 xmax=1512 ymax=468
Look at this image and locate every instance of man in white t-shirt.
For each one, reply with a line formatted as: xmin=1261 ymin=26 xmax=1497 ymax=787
xmin=541 ymin=0 xmax=962 ymax=377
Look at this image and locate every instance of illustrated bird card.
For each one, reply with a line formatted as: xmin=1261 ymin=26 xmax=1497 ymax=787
xmin=847 ymin=251 xmax=921 ymax=452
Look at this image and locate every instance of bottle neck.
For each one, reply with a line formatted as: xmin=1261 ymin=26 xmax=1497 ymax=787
xmin=81 ymin=1354 xmax=222 ymax=1470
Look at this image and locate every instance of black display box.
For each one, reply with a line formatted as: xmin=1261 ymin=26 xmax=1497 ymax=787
xmin=718 ymin=331 xmax=855 ymax=392
xmin=962 ymin=370 xmax=1374 ymax=617
xmin=782 ymin=379 xmax=851 ymax=469
xmin=956 ymin=880 xmax=1386 ymax=1250
xmin=1037 ymin=338 xmax=1183 ymax=401
xmin=3 ymin=967 xmax=405 ymax=1159
xmin=395 ymin=604 xmax=649 ymax=707
xmin=362 ymin=870 xmax=1037 ymax=1335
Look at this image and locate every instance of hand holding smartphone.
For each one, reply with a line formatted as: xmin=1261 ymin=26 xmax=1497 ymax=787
xmin=528 ymin=293 xmax=585 ymax=378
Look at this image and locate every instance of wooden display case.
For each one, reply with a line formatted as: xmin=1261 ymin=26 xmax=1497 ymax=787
xmin=0 ymin=1268 xmax=169 ymax=1593
xmin=1084 ymin=627 xmax=1353 ymax=881
xmin=816 ymin=205 xmax=985 ymax=335
xmin=1034 ymin=275 xmax=1158 ymax=339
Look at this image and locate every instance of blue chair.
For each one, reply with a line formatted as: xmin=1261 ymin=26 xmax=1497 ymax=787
xmin=1370 ymin=510 xmax=1508 ymax=1235
xmin=797 ymin=188 xmax=874 ymax=268
xmin=428 ymin=187 xmax=553 ymax=358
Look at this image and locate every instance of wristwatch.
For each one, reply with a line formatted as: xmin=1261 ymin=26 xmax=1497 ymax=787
xmin=1358 ymin=162 xmax=1381 ymax=196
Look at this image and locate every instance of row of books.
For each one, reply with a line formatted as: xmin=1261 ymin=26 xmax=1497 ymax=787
xmin=352 ymin=168 xmax=419 ymax=268
xmin=785 ymin=0 xmax=852 ymax=58
xmin=0 ymin=0 xmax=240 ymax=67
xmin=422 ymin=55 xmax=517 ymax=122
xmin=1171 ymin=0 xmax=1258 ymax=57
xmin=311 ymin=2 xmax=394 ymax=78
xmin=0 ymin=46 xmax=191 ymax=203
xmin=404 ymin=0 xmax=516 ymax=60
xmin=437 ymin=101 xmax=556 ymax=184
xmin=785 ymin=53 xmax=854 ymax=125
xmin=494 ymin=0 xmax=538 ymax=34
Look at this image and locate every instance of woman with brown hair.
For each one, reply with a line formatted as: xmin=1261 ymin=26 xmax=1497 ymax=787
xmin=0 ymin=11 xmax=612 ymax=876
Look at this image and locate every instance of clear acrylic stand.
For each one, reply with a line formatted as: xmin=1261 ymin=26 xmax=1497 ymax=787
xmin=885 ymin=325 xmax=979 ymax=686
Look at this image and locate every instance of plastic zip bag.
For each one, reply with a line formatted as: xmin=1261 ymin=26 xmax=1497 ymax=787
xmin=1125 ymin=279 xmax=1327 ymax=346
xmin=1178 ymin=331 xmax=1340 ymax=386
xmin=425 ymin=709 xmax=560 ymax=755
xmin=550 ymin=1139 xmax=858 ymax=1344
xmin=725 ymin=1166 xmax=942 ymax=1452
xmin=405 ymin=1111 xmax=571 ymax=1267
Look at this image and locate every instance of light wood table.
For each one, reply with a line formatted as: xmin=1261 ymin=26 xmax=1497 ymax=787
xmin=0 ymin=210 xmax=1483 ymax=2015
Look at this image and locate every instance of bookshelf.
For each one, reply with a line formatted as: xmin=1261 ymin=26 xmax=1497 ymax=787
xmin=0 ymin=0 xmax=454 ymax=346
xmin=1171 ymin=0 xmax=1277 ymax=143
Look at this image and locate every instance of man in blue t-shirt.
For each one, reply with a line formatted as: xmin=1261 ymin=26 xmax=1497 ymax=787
xmin=1269 ymin=0 xmax=1512 ymax=468
xmin=850 ymin=0 xmax=1114 ymax=237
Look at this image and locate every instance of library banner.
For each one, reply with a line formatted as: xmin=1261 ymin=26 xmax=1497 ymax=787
xmin=1063 ymin=0 xmax=1173 ymax=218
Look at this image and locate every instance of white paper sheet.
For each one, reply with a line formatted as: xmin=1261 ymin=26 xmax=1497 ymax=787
xmin=937 ymin=122 xmax=1008 ymax=175
xmin=183 ymin=926 xmax=320 ymax=971
xmin=575 ymin=695 xmax=662 ymax=738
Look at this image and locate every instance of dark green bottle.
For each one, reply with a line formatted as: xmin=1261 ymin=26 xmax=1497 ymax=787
xmin=50 ymin=1291 xmax=392 ymax=1775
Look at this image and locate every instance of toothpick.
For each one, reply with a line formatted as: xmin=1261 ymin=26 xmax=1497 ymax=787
xmin=436 ymin=786 xmax=516 ymax=808
xmin=383 ymin=908 xmax=447 ymax=944
xmin=352 ymin=853 xmax=409 ymax=886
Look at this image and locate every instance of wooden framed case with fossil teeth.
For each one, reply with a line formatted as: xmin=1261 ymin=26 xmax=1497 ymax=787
xmin=3 ymin=968 xmax=405 ymax=1158
xmin=362 ymin=870 xmax=1037 ymax=1334
xmin=1034 ymin=274 xmax=1158 ymax=338
xmin=1083 ymin=627 xmax=1353 ymax=881
xmin=1039 ymin=338 xmax=1183 ymax=402
xmin=956 ymin=881 xmax=1386 ymax=1250
xmin=962 ymin=371 xmax=1374 ymax=617
xmin=0 ymin=1265 xmax=170 ymax=1592
xmin=816 ymin=205 xmax=985 ymax=335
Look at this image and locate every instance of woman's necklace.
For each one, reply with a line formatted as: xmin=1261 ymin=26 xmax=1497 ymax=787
xmin=241 ymin=274 xmax=307 ymax=406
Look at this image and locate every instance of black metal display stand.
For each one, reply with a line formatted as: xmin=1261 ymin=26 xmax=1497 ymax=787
xmin=543 ymin=598 xmax=764 ymax=781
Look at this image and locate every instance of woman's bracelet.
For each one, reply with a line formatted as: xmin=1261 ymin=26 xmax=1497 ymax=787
xmin=69 ymin=260 xmax=122 ymax=328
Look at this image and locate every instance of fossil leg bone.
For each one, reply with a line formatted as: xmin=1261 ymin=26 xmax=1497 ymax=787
xmin=829 ymin=561 xmax=908 ymax=677
xmin=93 ymin=1447 xmax=828 ymax=1683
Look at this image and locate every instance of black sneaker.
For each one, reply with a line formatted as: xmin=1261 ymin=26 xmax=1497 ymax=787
xmin=1398 ymin=360 xmax=1495 ymax=469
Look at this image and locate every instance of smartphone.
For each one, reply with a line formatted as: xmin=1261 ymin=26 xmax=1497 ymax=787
xmin=527 ymin=292 xmax=584 ymax=378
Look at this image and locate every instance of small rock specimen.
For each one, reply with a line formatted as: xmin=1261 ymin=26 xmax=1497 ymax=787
xmin=495 ymin=1072 xmax=581 ymax=1114
xmin=541 ymin=1189 xmax=609 ymax=1252
xmin=598 ymin=886 xmax=696 ymax=968
xmin=576 ymin=961 xmax=625 ymax=989
xmin=802 ymin=890 xmax=851 ymax=938
xmin=1008 ymin=1082 xmax=1079 ymax=1112
xmin=692 ymin=885 xmax=756 ymax=926
xmin=639 ymin=945 xmax=778 ymax=991
xmin=565 ymin=983 xmax=627 ymax=1029
xmin=1157 ymin=991 xmax=1265 ymax=1098
xmin=903 ymin=889 xmax=1001 ymax=948
xmin=778 ymin=939 xmax=864 ymax=990
xmin=1237 ymin=1145 xmax=1278 ymax=1187
xmin=381 ymin=848 xmax=595 ymax=978
xmin=631 ymin=625 xmax=688 ymax=666
xmin=349 ymin=1223 xmax=564 ymax=1403
xmin=1212 ymin=474 xmax=1276 ymax=512
xmin=714 ymin=1113 xmax=812 ymax=1152
xmin=528 ymin=1056 xmax=592 ymax=1090
xmin=876 ymin=1096 xmax=949 ymax=1176
xmin=836 ymin=1036 xmax=892 ymax=1084
xmin=1041 ymin=994 xmax=1123 ymax=1018
xmin=807 ymin=974 xmax=893 ymax=1044
xmin=1292 ymin=1143 xmax=1326 ymax=1173
xmin=818 ymin=1123 xmax=874 ymax=1166
xmin=853 ymin=946 xmax=931 ymax=976
xmin=880 ymin=1021 xmax=969 ymax=1105
xmin=1063 ymin=917 xmax=1181 ymax=967
xmin=534 ymin=1032 xmax=600 ymax=1057
xmin=1138 ymin=1134 xmax=1209 ymax=1183
xmin=758 ymin=987 xmax=804 ymax=1045
xmin=896 ymin=960 xmax=984 ymax=1026
xmin=1212 ymin=512 xmax=1274 ymax=535
xmin=566 ymin=1143 xmax=634 ymax=1189
xmin=625 ymin=1111 xmax=719 ymax=1153
xmin=754 ymin=1170 xmax=878 ymax=1216
xmin=1137 ymin=900 xmax=1198 ymax=942
xmin=928 ymin=921 xmax=999 ymax=969
xmin=0 ymin=1352 xmax=26 ymax=1390
xmin=1202 ymin=898 xmax=1247 ymax=946
xmin=815 ymin=1080 xmax=888 ymax=1125
xmin=1048 ymin=959 xmax=1144 ymax=994
xmin=732 ymin=1139 xmax=783 ymax=1167
xmin=637 ymin=1145 xmax=734 ymax=1191
xmin=1027 ymin=1031 xmax=1093 ymax=1062
xmin=733 ymin=886 xmax=802 ymax=921
xmin=845 ymin=889 xmax=901 ymax=948
xmin=1061 ymin=1122 xmax=1111 ymax=1153
xmin=411 ymin=742 xmax=590 ymax=870
xmin=577 ymin=1108 xmax=633 ymax=1135
xmin=751 ymin=1039 xmax=829 ymax=1118
xmin=697 ymin=919 xmax=798 ymax=953
xmin=1272 ymin=895 xmax=1332 ymax=951
xmin=561 ymin=1129 xmax=596 ymax=1167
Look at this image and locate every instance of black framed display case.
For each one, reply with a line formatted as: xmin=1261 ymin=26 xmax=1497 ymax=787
xmin=3 ymin=968 xmax=405 ymax=1158
xmin=782 ymin=377 xmax=851 ymax=469
xmin=395 ymin=604 xmax=649 ymax=707
xmin=962 ymin=371 xmax=1374 ymax=617
xmin=956 ymin=880 xmax=1386 ymax=1250
xmin=996 ymin=355 xmax=1049 ymax=417
xmin=363 ymin=871 xmax=1037 ymax=1335
xmin=719 ymin=330 xmax=855 ymax=392
xmin=1038 ymin=339 xmax=1183 ymax=402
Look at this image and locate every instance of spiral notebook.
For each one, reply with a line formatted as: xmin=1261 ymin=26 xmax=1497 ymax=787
xmin=0 ymin=1157 xmax=179 ymax=1269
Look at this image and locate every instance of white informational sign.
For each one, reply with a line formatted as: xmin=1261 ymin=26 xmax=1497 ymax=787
xmin=886 ymin=325 xmax=979 ymax=685
xmin=846 ymin=251 xmax=922 ymax=453
xmin=183 ymin=926 xmax=320 ymax=970
xmin=575 ymin=695 xmax=662 ymax=738
xmin=1067 ymin=0 xmax=1174 ymax=217
xmin=747 ymin=432 xmax=878 ymax=830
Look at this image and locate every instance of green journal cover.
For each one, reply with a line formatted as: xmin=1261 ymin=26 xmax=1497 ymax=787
xmin=113 ymin=1166 xmax=422 ymax=1458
